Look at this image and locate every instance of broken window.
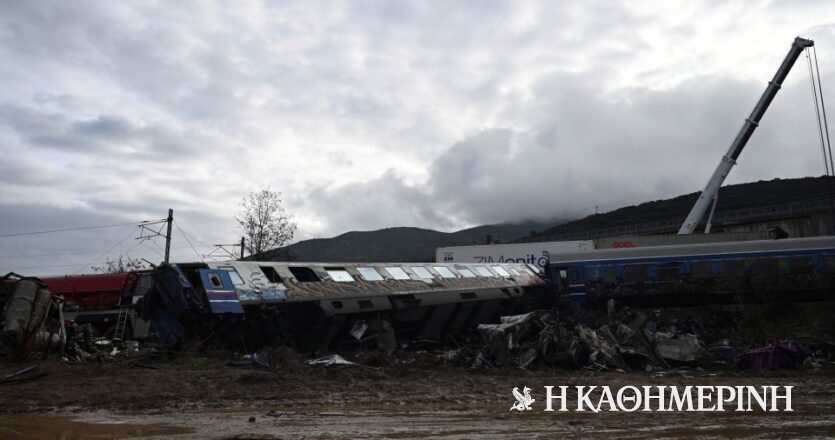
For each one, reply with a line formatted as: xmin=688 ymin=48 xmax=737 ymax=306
xmin=433 ymin=266 xmax=455 ymax=278
xmin=207 ymin=273 xmax=223 ymax=289
xmin=474 ymin=266 xmax=494 ymax=277
xmin=260 ymin=266 xmax=283 ymax=283
xmin=457 ymin=268 xmax=476 ymax=278
xmin=491 ymin=266 xmax=511 ymax=277
xmin=325 ymin=267 xmax=354 ymax=282
xmin=357 ymin=267 xmax=384 ymax=281
xmin=289 ymin=266 xmax=321 ymax=282
xmin=384 ymin=267 xmax=410 ymax=280
xmin=410 ymin=266 xmax=433 ymax=279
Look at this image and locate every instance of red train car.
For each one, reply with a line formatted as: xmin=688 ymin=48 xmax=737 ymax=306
xmin=41 ymin=273 xmax=130 ymax=311
xmin=40 ymin=271 xmax=152 ymax=335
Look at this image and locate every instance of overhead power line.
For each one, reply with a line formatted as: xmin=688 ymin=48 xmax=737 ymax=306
xmin=0 ymin=219 xmax=165 ymax=239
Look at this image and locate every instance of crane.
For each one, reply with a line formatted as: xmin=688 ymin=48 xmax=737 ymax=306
xmin=678 ymin=37 xmax=814 ymax=235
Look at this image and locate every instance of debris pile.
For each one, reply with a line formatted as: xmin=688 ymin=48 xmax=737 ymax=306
xmin=62 ymin=323 xmax=164 ymax=363
xmin=469 ymin=303 xmax=835 ymax=372
xmin=0 ymin=273 xmax=64 ymax=361
xmin=471 ymin=309 xmax=682 ymax=371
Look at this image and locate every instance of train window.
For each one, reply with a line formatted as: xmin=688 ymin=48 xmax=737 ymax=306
xmin=433 ymin=266 xmax=456 ymax=278
xmin=625 ymin=265 xmax=646 ymax=282
xmin=474 ymin=266 xmax=494 ymax=277
xmin=384 ymin=267 xmax=410 ymax=280
xmin=789 ymin=257 xmax=813 ymax=274
xmin=751 ymin=259 xmax=779 ymax=280
xmin=722 ymin=260 xmax=747 ymax=277
xmin=658 ymin=263 xmax=680 ymax=281
xmin=325 ymin=267 xmax=354 ymax=282
xmin=605 ymin=267 xmax=617 ymax=283
xmin=458 ymin=268 xmax=476 ymax=278
xmin=825 ymin=256 xmax=835 ymax=273
xmin=691 ymin=262 xmax=712 ymax=279
xmin=207 ymin=273 xmax=223 ymax=289
xmin=260 ymin=266 xmax=283 ymax=283
xmin=137 ymin=274 xmax=152 ymax=289
xmin=492 ymin=266 xmax=511 ymax=277
xmin=222 ymin=268 xmax=245 ymax=286
xmin=586 ymin=266 xmax=604 ymax=281
xmin=288 ymin=266 xmax=321 ymax=282
xmin=410 ymin=266 xmax=433 ymax=279
xmin=357 ymin=267 xmax=384 ymax=281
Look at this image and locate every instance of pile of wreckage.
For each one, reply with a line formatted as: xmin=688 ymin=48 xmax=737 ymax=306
xmin=0 ymin=273 xmax=162 ymax=365
xmin=0 ymin=273 xmax=65 ymax=362
xmin=471 ymin=304 xmax=834 ymax=372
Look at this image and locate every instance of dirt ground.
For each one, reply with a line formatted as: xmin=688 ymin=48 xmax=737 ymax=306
xmin=2 ymin=301 xmax=835 ymax=438
xmin=2 ymin=356 xmax=835 ymax=439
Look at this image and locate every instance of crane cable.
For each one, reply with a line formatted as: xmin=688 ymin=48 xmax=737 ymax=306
xmin=807 ymin=46 xmax=835 ymax=231
xmin=813 ymin=46 xmax=834 ymax=176
xmin=807 ymin=48 xmax=830 ymax=176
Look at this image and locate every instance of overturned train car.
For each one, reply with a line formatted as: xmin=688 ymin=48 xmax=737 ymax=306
xmin=547 ymin=236 xmax=835 ymax=307
xmin=141 ymin=261 xmax=547 ymax=352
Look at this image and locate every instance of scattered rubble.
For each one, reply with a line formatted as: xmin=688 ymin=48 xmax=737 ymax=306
xmin=467 ymin=303 xmax=835 ymax=373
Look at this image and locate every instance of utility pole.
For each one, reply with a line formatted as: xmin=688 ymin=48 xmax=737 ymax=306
xmin=164 ymin=208 xmax=173 ymax=264
xmin=240 ymin=236 xmax=245 ymax=260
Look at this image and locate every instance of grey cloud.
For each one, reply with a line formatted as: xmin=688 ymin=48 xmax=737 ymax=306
xmin=0 ymin=104 xmax=201 ymax=157
xmin=2 ymin=0 xmax=834 ymax=263
xmin=303 ymin=170 xmax=454 ymax=233
xmin=310 ymin=67 xmax=829 ymax=233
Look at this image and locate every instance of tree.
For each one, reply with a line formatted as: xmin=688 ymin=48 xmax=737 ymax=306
xmin=92 ymin=256 xmax=147 ymax=274
xmin=237 ymin=188 xmax=297 ymax=258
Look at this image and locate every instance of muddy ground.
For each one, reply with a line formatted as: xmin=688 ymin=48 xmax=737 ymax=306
xmin=1 ymin=356 xmax=835 ymax=439
xmin=3 ymin=301 xmax=835 ymax=439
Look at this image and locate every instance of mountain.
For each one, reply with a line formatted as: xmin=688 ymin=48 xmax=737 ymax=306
xmin=261 ymin=175 xmax=833 ymax=263
xmin=261 ymin=219 xmax=563 ymax=263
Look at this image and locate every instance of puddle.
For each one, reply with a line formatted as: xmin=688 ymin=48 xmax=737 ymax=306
xmin=0 ymin=414 xmax=193 ymax=439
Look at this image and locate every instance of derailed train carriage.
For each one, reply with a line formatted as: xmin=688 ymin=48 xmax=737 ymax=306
xmin=546 ymin=236 xmax=835 ymax=307
xmin=141 ymin=261 xmax=548 ymax=353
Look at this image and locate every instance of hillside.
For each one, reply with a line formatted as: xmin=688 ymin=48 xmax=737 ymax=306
xmin=532 ymin=176 xmax=833 ymax=238
xmin=261 ymin=175 xmax=833 ymax=263
xmin=262 ymin=219 xmax=563 ymax=262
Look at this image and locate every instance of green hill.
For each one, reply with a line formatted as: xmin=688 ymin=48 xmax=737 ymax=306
xmin=262 ymin=219 xmax=563 ymax=262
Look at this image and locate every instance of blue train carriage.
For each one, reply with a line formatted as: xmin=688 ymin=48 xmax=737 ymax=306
xmin=196 ymin=261 xmax=547 ymax=353
xmin=546 ymin=236 xmax=835 ymax=307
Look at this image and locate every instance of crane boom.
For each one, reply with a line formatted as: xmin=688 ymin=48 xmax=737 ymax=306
xmin=678 ymin=37 xmax=814 ymax=234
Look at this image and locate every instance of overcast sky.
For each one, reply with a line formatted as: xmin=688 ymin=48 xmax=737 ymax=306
xmin=1 ymin=1 xmax=834 ymax=274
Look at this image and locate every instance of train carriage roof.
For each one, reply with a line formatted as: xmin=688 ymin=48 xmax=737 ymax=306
xmin=547 ymin=236 xmax=835 ymax=265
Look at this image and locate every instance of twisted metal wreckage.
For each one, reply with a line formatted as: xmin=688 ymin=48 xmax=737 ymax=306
xmin=0 ymin=273 xmax=66 ymax=362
